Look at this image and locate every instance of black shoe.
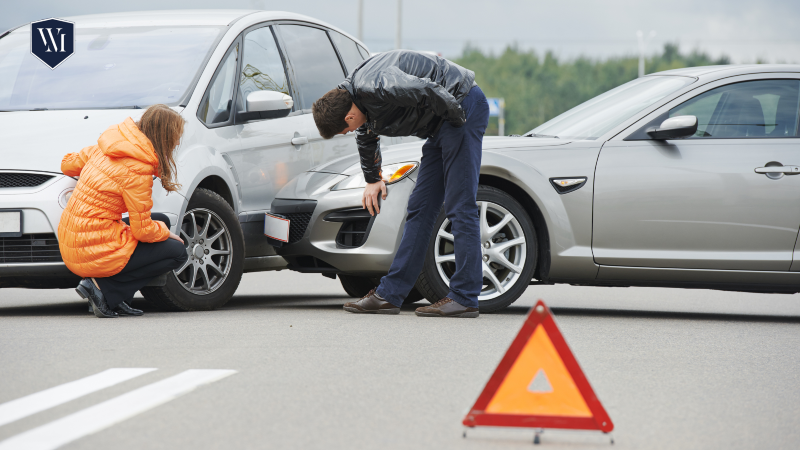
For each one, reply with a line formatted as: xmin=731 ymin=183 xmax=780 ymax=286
xmin=76 ymin=279 xmax=118 ymax=318
xmin=115 ymin=302 xmax=143 ymax=316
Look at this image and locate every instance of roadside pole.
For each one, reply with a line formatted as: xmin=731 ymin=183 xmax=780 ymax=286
xmin=487 ymin=97 xmax=505 ymax=136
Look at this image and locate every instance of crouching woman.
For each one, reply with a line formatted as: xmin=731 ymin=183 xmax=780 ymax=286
xmin=58 ymin=104 xmax=188 ymax=318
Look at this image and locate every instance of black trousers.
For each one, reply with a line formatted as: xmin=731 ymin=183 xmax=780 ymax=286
xmin=94 ymin=214 xmax=188 ymax=309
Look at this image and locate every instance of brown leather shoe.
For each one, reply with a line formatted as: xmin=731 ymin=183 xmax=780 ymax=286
xmin=415 ymin=297 xmax=479 ymax=318
xmin=343 ymin=289 xmax=400 ymax=314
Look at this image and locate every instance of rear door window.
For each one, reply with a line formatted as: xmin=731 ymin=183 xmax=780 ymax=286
xmin=329 ymin=31 xmax=366 ymax=75
xmin=278 ymin=24 xmax=346 ymax=110
xmin=670 ymin=79 xmax=800 ymax=138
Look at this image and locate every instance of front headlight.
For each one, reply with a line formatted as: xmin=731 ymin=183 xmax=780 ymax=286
xmin=332 ymin=162 xmax=418 ymax=191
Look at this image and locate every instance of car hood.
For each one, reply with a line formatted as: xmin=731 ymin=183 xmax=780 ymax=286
xmin=308 ymin=136 xmax=571 ymax=176
xmin=0 ymin=109 xmax=178 ymax=173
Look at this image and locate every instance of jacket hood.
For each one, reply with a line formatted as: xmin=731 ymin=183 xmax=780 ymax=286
xmin=98 ymin=117 xmax=159 ymax=170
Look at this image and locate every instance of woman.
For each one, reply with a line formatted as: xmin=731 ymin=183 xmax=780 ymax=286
xmin=58 ymin=104 xmax=188 ymax=318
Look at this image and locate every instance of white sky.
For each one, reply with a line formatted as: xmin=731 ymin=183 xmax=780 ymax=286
xmin=4 ymin=0 xmax=799 ymax=63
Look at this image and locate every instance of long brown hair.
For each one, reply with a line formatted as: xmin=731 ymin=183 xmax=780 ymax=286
xmin=136 ymin=104 xmax=185 ymax=192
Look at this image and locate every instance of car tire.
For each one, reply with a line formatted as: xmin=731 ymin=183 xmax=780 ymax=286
xmin=339 ymin=274 xmax=425 ymax=304
xmin=415 ymin=185 xmax=537 ymax=313
xmin=141 ymin=188 xmax=244 ymax=311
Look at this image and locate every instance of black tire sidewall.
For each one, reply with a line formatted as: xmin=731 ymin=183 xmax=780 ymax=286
xmin=142 ymin=188 xmax=244 ymax=311
xmin=418 ymin=186 xmax=537 ymax=313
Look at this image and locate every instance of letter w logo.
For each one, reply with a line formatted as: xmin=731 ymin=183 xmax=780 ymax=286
xmin=30 ymin=18 xmax=75 ymax=69
xmin=38 ymin=28 xmax=67 ymax=52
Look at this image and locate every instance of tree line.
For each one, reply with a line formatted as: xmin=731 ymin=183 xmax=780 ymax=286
xmin=455 ymin=43 xmax=731 ymax=135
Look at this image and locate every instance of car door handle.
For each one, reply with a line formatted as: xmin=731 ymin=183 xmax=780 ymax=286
xmin=755 ymin=166 xmax=800 ymax=174
xmin=291 ymin=136 xmax=308 ymax=145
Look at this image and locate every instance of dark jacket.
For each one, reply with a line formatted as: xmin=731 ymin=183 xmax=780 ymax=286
xmin=338 ymin=50 xmax=476 ymax=183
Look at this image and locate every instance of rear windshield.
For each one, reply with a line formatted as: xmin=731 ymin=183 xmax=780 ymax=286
xmin=0 ymin=26 xmax=223 ymax=110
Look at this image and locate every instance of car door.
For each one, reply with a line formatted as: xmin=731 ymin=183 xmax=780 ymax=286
xmin=229 ymin=24 xmax=310 ymax=213
xmin=593 ymin=75 xmax=800 ymax=271
xmin=275 ymin=24 xmax=360 ymax=168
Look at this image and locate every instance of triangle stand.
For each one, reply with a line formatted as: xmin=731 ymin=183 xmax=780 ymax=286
xmin=462 ymin=300 xmax=614 ymax=444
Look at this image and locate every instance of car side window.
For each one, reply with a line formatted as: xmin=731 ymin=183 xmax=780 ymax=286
xmin=198 ymin=43 xmax=239 ymax=125
xmin=329 ymin=31 xmax=366 ymax=75
xmin=238 ymin=26 xmax=290 ymax=111
xmin=278 ymin=24 xmax=347 ymax=110
xmin=670 ymin=79 xmax=800 ymax=138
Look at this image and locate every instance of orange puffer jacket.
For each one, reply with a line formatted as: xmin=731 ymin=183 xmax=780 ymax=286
xmin=58 ymin=117 xmax=171 ymax=278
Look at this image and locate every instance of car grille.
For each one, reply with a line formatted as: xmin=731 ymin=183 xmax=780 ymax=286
xmin=284 ymin=213 xmax=312 ymax=243
xmin=0 ymin=173 xmax=55 ymax=188
xmin=0 ymin=234 xmax=63 ymax=263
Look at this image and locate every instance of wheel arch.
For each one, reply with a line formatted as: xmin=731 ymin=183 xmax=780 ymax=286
xmin=196 ymin=175 xmax=234 ymax=208
xmin=478 ymin=173 xmax=551 ymax=282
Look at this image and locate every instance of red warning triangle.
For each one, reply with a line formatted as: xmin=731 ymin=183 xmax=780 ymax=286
xmin=463 ymin=300 xmax=613 ymax=432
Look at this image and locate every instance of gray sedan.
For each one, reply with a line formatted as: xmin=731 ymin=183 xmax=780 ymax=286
xmin=269 ymin=64 xmax=800 ymax=312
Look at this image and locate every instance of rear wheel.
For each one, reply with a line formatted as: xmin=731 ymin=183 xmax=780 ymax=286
xmin=141 ymin=188 xmax=244 ymax=311
xmin=339 ymin=274 xmax=424 ymax=304
xmin=415 ymin=185 xmax=537 ymax=312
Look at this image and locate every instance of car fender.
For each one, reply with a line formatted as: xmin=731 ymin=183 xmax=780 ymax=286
xmin=153 ymin=144 xmax=240 ymax=228
xmin=480 ymin=146 xmax=600 ymax=281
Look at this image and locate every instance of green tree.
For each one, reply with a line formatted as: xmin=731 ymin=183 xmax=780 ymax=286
xmin=456 ymin=43 xmax=730 ymax=135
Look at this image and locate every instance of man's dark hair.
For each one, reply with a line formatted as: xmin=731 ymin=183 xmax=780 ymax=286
xmin=312 ymin=88 xmax=353 ymax=139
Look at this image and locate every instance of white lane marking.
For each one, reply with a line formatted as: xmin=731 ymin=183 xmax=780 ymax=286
xmin=0 ymin=369 xmax=236 ymax=450
xmin=0 ymin=368 xmax=156 ymax=428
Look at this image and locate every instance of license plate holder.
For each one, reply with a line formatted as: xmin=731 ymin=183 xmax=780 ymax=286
xmin=264 ymin=213 xmax=290 ymax=243
xmin=0 ymin=210 xmax=23 ymax=237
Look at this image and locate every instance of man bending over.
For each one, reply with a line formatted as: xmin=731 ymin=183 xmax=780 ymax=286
xmin=312 ymin=50 xmax=489 ymax=318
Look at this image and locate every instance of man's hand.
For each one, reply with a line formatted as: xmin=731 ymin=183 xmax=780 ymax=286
xmin=168 ymin=232 xmax=184 ymax=244
xmin=362 ymin=180 xmax=387 ymax=216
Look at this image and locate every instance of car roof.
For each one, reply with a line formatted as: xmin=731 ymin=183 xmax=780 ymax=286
xmin=57 ymin=9 xmax=258 ymax=27
xmin=7 ymin=10 xmax=366 ymax=50
xmin=650 ymin=64 xmax=800 ymax=78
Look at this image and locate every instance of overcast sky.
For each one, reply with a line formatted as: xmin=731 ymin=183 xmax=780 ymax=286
xmin=4 ymin=0 xmax=799 ymax=63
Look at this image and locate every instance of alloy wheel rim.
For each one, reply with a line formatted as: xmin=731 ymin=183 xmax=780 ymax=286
xmin=434 ymin=201 xmax=527 ymax=301
xmin=174 ymin=208 xmax=232 ymax=295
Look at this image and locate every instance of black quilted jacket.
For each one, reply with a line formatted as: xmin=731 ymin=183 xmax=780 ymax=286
xmin=338 ymin=50 xmax=476 ymax=183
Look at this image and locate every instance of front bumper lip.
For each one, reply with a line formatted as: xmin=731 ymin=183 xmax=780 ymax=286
xmin=272 ymin=177 xmax=416 ymax=275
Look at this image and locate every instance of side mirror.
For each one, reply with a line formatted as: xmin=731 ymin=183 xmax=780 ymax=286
xmin=237 ymin=91 xmax=294 ymax=123
xmin=647 ymin=115 xmax=698 ymax=140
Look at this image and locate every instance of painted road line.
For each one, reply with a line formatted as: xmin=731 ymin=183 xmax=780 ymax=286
xmin=0 ymin=368 xmax=156 ymax=428
xmin=0 ymin=369 xmax=236 ymax=450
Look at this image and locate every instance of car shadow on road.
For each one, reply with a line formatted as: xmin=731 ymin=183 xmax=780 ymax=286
xmin=0 ymin=301 xmax=90 ymax=317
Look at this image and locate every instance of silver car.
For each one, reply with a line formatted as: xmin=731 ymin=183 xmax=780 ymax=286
xmin=270 ymin=64 xmax=800 ymax=312
xmin=0 ymin=10 xmax=417 ymax=309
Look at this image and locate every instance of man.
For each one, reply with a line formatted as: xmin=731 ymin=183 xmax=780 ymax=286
xmin=312 ymin=50 xmax=489 ymax=318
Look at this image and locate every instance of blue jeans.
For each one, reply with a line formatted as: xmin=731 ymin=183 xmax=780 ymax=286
xmin=376 ymin=85 xmax=489 ymax=308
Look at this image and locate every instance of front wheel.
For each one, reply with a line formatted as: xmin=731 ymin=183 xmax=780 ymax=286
xmin=415 ymin=185 xmax=537 ymax=313
xmin=141 ymin=188 xmax=244 ymax=311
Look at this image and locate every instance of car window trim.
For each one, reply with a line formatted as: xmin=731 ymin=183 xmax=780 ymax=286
xmin=196 ymin=36 xmax=242 ymax=129
xmin=233 ymin=22 xmax=296 ymax=125
xmin=622 ymin=75 xmax=800 ymax=141
xmin=326 ymin=30 xmax=354 ymax=75
xmin=272 ymin=21 xmax=348 ymax=112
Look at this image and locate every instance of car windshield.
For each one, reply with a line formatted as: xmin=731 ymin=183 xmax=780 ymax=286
xmin=527 ymin=76 xmax=695 ymax=140
xmin=0 ymin=26 xmax=223 ymax=110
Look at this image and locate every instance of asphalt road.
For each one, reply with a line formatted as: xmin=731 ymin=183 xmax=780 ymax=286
xmin=1 ymin=271 xmax=800 ymax=449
